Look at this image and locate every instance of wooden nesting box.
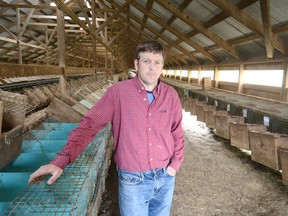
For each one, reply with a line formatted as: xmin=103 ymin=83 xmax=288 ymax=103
xmin=190 ymin=99 xmax=198 ymax=115
xmin=249 ymin=132 xmax=288 ymax=170
xmin=278 ymin=147 xmax=288 ymax=185
xmin=196 ymin=102 xmax=207 ymax=122
xmin=204 ymin=109 xmax=227 ymax=129
xmin=182 ymin=97 xmax=190 ymax=111
xmin=230 ymin=123 xmax=267 ymax=150
xmin=203 ymin=106 xmax=215 ymax=127
xmin=202 ymin=77 xmax=212 ymax=90
xmin=215 ymin=115 xmax=244 ymax=140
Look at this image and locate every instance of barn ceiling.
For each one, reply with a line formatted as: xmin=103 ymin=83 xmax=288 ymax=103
xmin=0 ymin=0 xmax=288 ymax=69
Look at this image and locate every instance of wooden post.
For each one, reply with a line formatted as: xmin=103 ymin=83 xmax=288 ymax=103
xmin=16 ymin=8 xmax=22 ymax=64
xmin=57 ymin=9 xmax=67 ymax=95
xmin=59 ymin=67 xmax=67 ymax=96
xmin=197 ymin=66 xmax=202 ymax=85
xmin=57 ymin=9 xmax=66 ymax=67
xmin=214 ymin=65 xmax=220 ymax=88
xmin=0 ymin=101 xmax=3 ymax=134
xmin=188 ymin=68 xmax=192 ymax=83
xmin=280 ymin=60 xmax=288 ymax=102
xmin=238 ymin=63 xmax=244 ymax=93
xmin=180 ymin=68 xmax=183 ymax=81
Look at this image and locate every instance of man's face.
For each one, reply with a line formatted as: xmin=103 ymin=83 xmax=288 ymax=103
xmin=134 ymin=52 xmax=164 ymax=90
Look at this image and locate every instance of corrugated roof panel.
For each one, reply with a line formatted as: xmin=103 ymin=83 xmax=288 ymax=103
xmin=170 ymin=47 xmax=182 ymax=55
xmin=209 ymin=18 xmax=252 ymax=40
xmin=157 ymin=38 xmax=169 ymax=47
xmin=242 ymin=1 xmax=262 ymax=23
xmin=130 ymin=19 xmax=141 ymax=29
xmin=270 ymin=0 xmax=288 ymax=24
xmin=191 ymin=33 xmax=215 ymax=47
xmin=169 ymin=0 xmax=186 ymax=7
xmin=146 ymin=18 xmax=162 ymax=31
xmin=235 ymin=40 xmax=266 ymax=58
xmin=185 ymin=0 xmax=221 ymax=23
xmin=129 ymin=5 xmax=144 ymax=20
xmin=162 ymin=30 xmax=178 ymax=42
xmin=120 ymin=12 xmax=128 ymax=20
xmin=210 ymin=49 xmax=233 ymax=61
xmin=171 ymin=18 xmax=194 ymax=35
xmin=151 ymin=2 xmax=173 ymax=22
xmin=103 ymin=0 xmax=112 ymax=8
xmin=143 ymin=28 xmax=156 ymax=38
xmin=179 ymin=42 xmax=196 ymax=52
xmin=114 ymin=0 xmax=125 ymax=6
xmin=137 ymin=0 xmax=148 ymax=7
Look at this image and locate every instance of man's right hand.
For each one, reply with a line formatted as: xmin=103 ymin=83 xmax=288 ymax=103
xmin=28 ymin=164 xmax=63 ymax=186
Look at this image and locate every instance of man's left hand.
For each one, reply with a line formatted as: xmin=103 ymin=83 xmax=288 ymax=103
xmin=167 ymin=166 xmax=176 ymax=176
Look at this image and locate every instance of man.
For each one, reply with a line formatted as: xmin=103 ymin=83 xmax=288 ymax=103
xmin=29 ymin=40 xmax=185 ymax=216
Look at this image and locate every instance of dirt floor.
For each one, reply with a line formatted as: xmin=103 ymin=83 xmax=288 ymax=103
xmin=98 ymin=111 xmax=288 ymax=216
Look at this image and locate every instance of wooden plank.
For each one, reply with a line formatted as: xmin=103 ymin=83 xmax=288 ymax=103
xmin=46 ymin=97 xmax=83 ymax=123
xmin=72 ymin=103 xmax=89 ymax=115
xmin=279 ymin=147 xmax=288 ymax=185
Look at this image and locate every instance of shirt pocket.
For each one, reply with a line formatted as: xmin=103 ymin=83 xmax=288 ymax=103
xmin=155 ymin=111 xmax=172 ymax=131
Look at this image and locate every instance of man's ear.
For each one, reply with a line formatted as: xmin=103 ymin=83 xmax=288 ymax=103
xmin=134 ymin=59 xmax=139 ymax=70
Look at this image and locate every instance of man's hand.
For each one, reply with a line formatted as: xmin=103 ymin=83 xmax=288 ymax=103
xmin=28 ymin=164 xmax=63 ymax=186
xmin=167 ymin=166 xmax=176 ymax=176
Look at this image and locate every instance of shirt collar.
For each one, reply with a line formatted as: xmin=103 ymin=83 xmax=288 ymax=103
xmin=133 ymin=77 xmax=162 ymax=95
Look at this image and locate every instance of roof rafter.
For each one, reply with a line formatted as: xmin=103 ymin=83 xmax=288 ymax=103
xmin=208 ymin=0 xmax=286 ymax=56
xmin=155 ymin=0 xmax=245 ymax=60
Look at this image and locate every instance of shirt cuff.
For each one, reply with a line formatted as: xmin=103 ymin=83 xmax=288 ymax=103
xmin=50 ymin=155 xmax=70 ymax=170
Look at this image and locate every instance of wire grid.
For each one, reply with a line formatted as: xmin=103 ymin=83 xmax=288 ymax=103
xmin=3 ymin=122 xmax=112 ymax=216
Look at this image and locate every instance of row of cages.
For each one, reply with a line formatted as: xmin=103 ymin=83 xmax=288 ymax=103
xmin=177 ymin=87 xmax=288 ymax=186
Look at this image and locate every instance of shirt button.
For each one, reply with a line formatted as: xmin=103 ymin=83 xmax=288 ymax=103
xmin=151 ymin=158 xmax=153 ymax=161
xmin=138 ymin=90 xmax=141 ymax=92
xmin=148 ymin=128 xmax=151 ymax=131
xmin=144 ymin=98 xmax=146 ymax=101
xmin=149 ymin=143 xmax=152 ymax=146
xmin=149 ymin=113 xmax=151 ymax=116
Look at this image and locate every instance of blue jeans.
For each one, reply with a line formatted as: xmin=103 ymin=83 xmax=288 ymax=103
xmin=117 ymin=166 xmax=175 ymax=216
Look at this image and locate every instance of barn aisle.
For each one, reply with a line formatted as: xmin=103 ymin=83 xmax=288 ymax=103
xmin=171 ymin=111 xmax=288 ymax=216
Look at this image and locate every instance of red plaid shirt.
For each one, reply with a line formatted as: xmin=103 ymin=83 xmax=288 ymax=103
xmin=51 ymin=77 xmax=185 ymax=172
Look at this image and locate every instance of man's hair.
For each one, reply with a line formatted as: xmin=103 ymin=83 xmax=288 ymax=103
xmin=134 ymin=41 xmax=166 ymax=61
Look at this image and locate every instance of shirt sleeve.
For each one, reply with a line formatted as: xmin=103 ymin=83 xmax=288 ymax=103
xmin=169 ymin=93 xmax=185 ymax=171
xmin=50 ymin=86 xmax=116 ymax=170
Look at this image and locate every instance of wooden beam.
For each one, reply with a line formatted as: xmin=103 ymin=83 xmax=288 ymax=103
xmin=52 ymin=0 xmax=114 ymax=55
xmin=132 ymin=1 xmax=218 ymax=63
xmin=159 ymin=0 xmax=192 ymax=35
xmin=107 ymin=1 xmax=194 ymax=65
xmin=125 ymin=27 xmax=187 ymax=66
xmin=208 ymin=0 xmax=286 ymax=55
xmin=18 ymin=0 xmax=39 ymax=39
xmin=260 ymin=0 xmax=274 ymax=58
xmin=155 ymin=0 xmax=244 ymax=60
xmin=95 ymin=0 xmax=134 ymax=35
